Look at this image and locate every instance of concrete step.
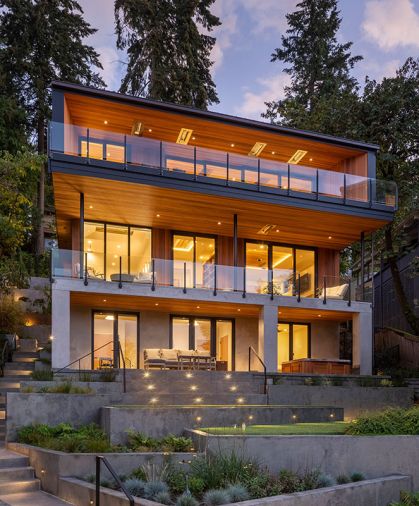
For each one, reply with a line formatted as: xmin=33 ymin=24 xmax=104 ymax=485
xmin=0 ymin=490 xmax=73 ymax=505
xmin=1 ymin=370 xmax=32 ymax=378
xmin=0 ymin=467 xmax=34 ymax=482
xmin=12 ymin=353 xmax=39 ymax=362
xmin=121 ymin=392 xmax=268 ymax=405
xmin=0 ymin=479 xmax=40 ymax=494
xmin=125 ymin=382 xmax=263 ymax=395
xmin=4 ymin=362 xmax=35 ymax=371
xmin=0 ymin=449 xmax=28 ymax=470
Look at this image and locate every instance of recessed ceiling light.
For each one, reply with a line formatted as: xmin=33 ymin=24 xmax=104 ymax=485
xmin=103 ymin=299 xmax=107 ymax=302
xmin=276 ymin=229 xmax=279 ymax=233
xmin=177 ymin=128 xmax=193 ymax=145
xmin=104 ymin=120 xmax=108 ymax=125
xmin=288 ymin=150 xmax=307 ymax=164
xmin=237 ymin=308 xmax=241 ymax=312
xmin=271 ymin=151 xmax=276 ymax=155
xmin=309 ymin=157 xmax=313 ymax=161
xmin=192 ymin=136 xmax=196 ymax=140
xmin=148 ymin=128 xmax=152 ymax=132
xmin=278 ymin=311 xmax=282 ymax=314
xmin=196 ymin=306 xmax=200 ymax=309
xmin=156 ymin=214 xmax=160 ymax=218
xmin=217 ymin=221 xmax=221 ymax=225
xmin=89 ymin=205 xmax=93 ymax=209
xmin=155 ymin=303 xmax=159 ymax=306
xmin=317 ymin=314 xmax=322 ymax=317
xmin=230 ymin=143 xmax=235 ymax=148
xmin=328 ymin=235 xmax=332 ymax=239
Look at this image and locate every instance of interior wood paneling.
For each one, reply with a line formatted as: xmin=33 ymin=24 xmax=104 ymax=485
xmin=278 ymin=306 xmax=353 ymax=322
xmin=53 ymin=173 xmax=388 ymax=251
xmin=317 ymin=248 xmax=340 ymax=281
xmin=63 ymin=93 xmax=366 ymax=171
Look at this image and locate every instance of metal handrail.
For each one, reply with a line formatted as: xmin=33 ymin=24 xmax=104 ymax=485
xmin=0 ymin=341 xmax=10 ymax=378
xmin=248 ymin=346 xmax=267 ymax=395
xmin=96 ymin=455 xmax=134 ymax=506
xmin=54 ymin=340 xmax=114 ymax=378
xmin=116 ymin=339 xmax=127 ymax=394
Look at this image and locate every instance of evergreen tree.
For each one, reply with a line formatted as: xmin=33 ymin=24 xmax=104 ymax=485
xmin=115 ymin=0 xmax=220 ymax=109
xmin=0 ymin=0 xmax=105 ymax=254
xmin=264 ymin=0 xmax=362 ymax=135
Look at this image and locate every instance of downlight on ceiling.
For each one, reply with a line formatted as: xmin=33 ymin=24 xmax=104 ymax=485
xmin=248 ymin=142 xmax=267 ymax=157
xmin=288 ymin=150 xmax=308 ymax=164
xmin=177 ymin=128 xmax=193 ymax=145
xmin=131 ymin=120 xmax=144 ymax=136
xmin=257 ymin=224 xmax=278 ymax=235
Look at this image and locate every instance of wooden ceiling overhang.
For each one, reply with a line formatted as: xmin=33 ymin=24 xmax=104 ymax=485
xmin=55 ymin=83 xmax=377 ymax=173
xmin=278 ymin=306 xmax=354 ymax=322
xmin=53 ymin=172 xmax=389 ymax=250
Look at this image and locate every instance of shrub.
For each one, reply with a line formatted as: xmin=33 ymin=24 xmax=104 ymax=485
xmin=143 ymin=480 xmax=169 ymax=500
xmin=316 ymin=473 xmax=334 ymax=488
xmin=161 ymin=434 xmax=193 ymax=452
xmin=350 ymin=472 xmax=365 ymax=482
xmin=155 ymin=491 xmax=172 ymax=505
xmin=336 ymin=474 xmax=350 ymax=484
xmin=126 ymin=430 xmax=160 ymax=451
xmin=79 ymin=372 xmax=92 ymax=382
xmin=380 ymin=379 xmax=393 ymax=387
xmin=188 ymin=477 xmax=205 ymax=497
xmin=225 ymin=484 xmax=249 ymax=502
xmin=203 ymin=489 xmax=230 ymax=506
xmin=165 ymin=465 xmax=187 ymax=495
xmin=331 ymin=377 xmax=344 ymax=386
xmin=123 ymin=478 xmax=146 ymax=497
xmin=245 ymin=474 xmax=281 ymax=499
xmin=31 ymin=370 xmax=53 ymax=381
xmin=176 ymin=491 xmax=199 ymax=506
xmin=358 ymin=377 xmax=379 ymax=387
xmin=99 ymin=369 xmax=117 ymax=382
xmin=277 ymin=469 xmax=303 ymax=493
xmin=390 ymin=491 xmax=419 ymax=505
xmin=0 ymin=295 xmax=25 ymax=334
xmin=38 ymin=381 xmax=92 ymax=394
xmin=345 ymin=407 xmax=419 ymax=435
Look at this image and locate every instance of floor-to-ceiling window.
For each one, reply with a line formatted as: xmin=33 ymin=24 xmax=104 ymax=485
xmin=172 ymin=234 xmax=215 ymax=288
xmin=277 ymin=322 xmax=310 ymax=371
xmin=84 ymin=222 xmax=151 ymax=281
xmin=170 ymin=316 xmax=234 ymax=370
xmin=92 ymin=312 xmax=139 ymax=369
xmin=245 ymin=242 xmax=316 ymax=296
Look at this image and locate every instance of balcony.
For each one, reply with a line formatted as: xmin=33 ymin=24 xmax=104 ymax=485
xmin=48 ymin=122 xmax=397 ymax=212
xmin=51 ymin=249 xmax=369 ymax=304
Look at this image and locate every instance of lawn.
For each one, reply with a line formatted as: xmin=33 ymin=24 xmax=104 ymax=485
xmin=201 ymin=422 xmax=348 ymax=435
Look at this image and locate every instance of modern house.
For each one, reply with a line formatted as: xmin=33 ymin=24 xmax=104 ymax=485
xmin=48 ymin=81 xmax=397 ymax=375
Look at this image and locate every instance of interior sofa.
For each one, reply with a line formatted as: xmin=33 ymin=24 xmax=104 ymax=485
xmin=144 ymin=348 xmax=216 ymax=370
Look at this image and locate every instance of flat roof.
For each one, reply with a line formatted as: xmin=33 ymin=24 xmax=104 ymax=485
xmin=51 ymin=80 xmax=379 ymax=152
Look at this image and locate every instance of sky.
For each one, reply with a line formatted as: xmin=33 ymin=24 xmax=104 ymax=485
xmin=79 ymin=0 xmax=419 ymax=121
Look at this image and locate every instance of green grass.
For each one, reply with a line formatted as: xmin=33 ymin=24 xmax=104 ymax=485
xmin=201 ymin=422 xmax=348 ymax=436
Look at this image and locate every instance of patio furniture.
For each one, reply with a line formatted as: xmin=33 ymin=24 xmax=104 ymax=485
xmin=98 ymin=357 xmax=114 ymax=369
xmin=319 ymin=283 xmax=349 ymax=300
xmin=144 ymin=349 xmax=166 ymax=369
xmin=110 ymin=273 xmax=135 ymax=282
xmin=143 ymin=348 xmax=216 ymax=370
xmin=281 ymin=358 xmax=351 ymax=375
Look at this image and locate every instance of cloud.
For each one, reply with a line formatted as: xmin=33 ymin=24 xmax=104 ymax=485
xmin=238 ymin=0 xmax=297 ymax=34
xmin=96 ymin=46 xmax=124 ymax=92
xmin=235 ymin=73 xmax=291 ymax=120
xmin=210 ymin=1 xmax=238 ymax=72
xmin=363 ymin=0 xmax=419 ymax=51
xmin=360 ymin=58 xmax=400 ymax=83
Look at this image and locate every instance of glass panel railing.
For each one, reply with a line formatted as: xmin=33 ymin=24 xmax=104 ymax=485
xmin=48 ymin=122 xmax=397 ymax=210
xmin=315 ymin=275 xmax=359 ymax=302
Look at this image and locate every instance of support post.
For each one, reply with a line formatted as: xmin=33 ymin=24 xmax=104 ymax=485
xmin=151 ymin=259 xmax=156 ymax=291
xmin=258 ymin=305 xmax=278 ymax=373
xmin=233 ymin=213 xmax=238 ymax=291
xmin=96 ymin=456 xmax=101 ymax=506
xmin=371 ymin=232 xmax=375 ymax=371
xmin=79 ymin=192 xmax=84 ymax=279
xmin=360 ymin=231 xmax=365 ymax=301
xmin=118 ymin=256 xmax=122 ymax=289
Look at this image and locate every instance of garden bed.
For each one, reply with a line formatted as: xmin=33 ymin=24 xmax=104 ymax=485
xmin=201 ymin=423 xmax=348 ymax=436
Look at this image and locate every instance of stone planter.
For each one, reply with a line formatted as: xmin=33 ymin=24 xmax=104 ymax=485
xmin=18 ymin=338 xmax=38 ymax=352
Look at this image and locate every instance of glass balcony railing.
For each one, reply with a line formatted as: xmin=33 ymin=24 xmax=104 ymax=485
xmin=51 ymin=249 xmax=368 ymax=303
xmin=48 ymin=122 xmax=398 ymax=211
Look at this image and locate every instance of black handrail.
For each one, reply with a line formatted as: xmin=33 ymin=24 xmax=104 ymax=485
xmin=0 ymin=341 xmax=10 ymax=378
xmin=248 ymin=346 xmax=267 ymax=395
xmin=116 ymin=339 xmax=127 ymax=394
xmin=96 ymin=455 xmax=134 ymax=506
xmin=55 ymin=340 xmax=114 ymax=378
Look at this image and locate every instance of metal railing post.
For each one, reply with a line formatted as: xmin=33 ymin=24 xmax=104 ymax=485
xmin=269 ymin=270 xmax=274 ymax=301
xmin=151 ymin=259 xmax=156 ymax=291
xmin=123 ymin=135 xmax=127 ymax=170
xmin=343 ymin=174 xmax=347 ymax=203
xmin=348 ymin=278 xmax=352 ymax=307
xmin=257 ymin=158 xmax=261 ymax=190
xmin=84 ymin=252 xmax=88 ymax=286
xmin=86 ymin=128 xmax=90 ymax=163
xmin=159 ymin=141 xmax=163 ymax=175
xmin=287 ymin=164 xmax=291 ymax=195
xmin=95 ymin=456 xmax=101 ymax=506
xmin=226 ymin=153 xmax=229 ymax=186
xmin=323 ymin=276 xmax=327 ymax=304
xmin=213 ymin=264 xmax=217 ymax=296
xmin=193 ymin=146 xmax=197 ymax=180
xmin=183 ymin=262 xmax=187 ymax=294
xmin=242 ymin=267 xmax=246 ymax=298
xmin=316 ymin=169 xmax=319 ymax=200
xmin=118 ymin=256 xmax=122 ymax=289
xmin=297 ymin=273 xmax=301 ymax=303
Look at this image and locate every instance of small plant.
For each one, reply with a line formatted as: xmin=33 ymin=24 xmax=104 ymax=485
xmin=322 ymin=378 xmax=332 ymax=387
xmin=176 ymin=491 xmax=199 ymax=506
xmin=161 ymin=435 xmax=193 ymax=452
xmin=79 ymin=372 xmax=92 ymax=382
xmin=189 ymin=477 xmax=205 ymax=497
xmin=345 ymin=407 xmax=419 ymax=435
xmin=225 ymin=484 xmax=249 ymax=502
xmin=311 ymin=376 xmax=323 ymax=386
xmin=203 ymin=489 xmax=230 ymax=506
xmin=277 ymin=469 xmax=302 ymax=493
xmin=350 ymin=472 xmax=365 ymax=482
xmin=155 ymin=491 xmax=172 ymax=505
xmin=123 ymin=478 xmax=146 ymax=497
xmin=358 ymin=377 xmax=378 ymax=387
xmin=331 ymin=377 xmax=344 ymax=387
xmin=143 ymin=480 xmax=169 ymax=500
xmin=316 ymin=473 xmax=334 ymax=488
xmin=380 ymin=378 xmax=393 ymax=387
xmin=21 ymin=386 xmax=34 ymax=393
xmin=31 ymin=370 xmax=53 ymax=381
xmin=99 ymin=369 xmax=117 ymax=382
xmin=126 ymin=430 xmax=159 ymax=451
xmin=304 ymin=377 xmax=313 ymax=386
xmin=390 ymin=490 xmax=419 ymax=505
xmin=336 ymin=474 xmax=350 ymax=484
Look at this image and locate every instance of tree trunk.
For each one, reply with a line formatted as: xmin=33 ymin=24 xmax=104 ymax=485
xmin=384 ymin=225 xmax=419 ymax=335
xmin=36 ymin=115 xmax=45 ymax=256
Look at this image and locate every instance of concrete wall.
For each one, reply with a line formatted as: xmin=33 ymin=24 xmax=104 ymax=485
xmin=268 ymin=385 xmax=414 ymax=419
xmin=310 ymin=321 xmax=340 ymax=359
xmin=235 ymin=317 xmax=258 ymax=371
xmin=193 ymin=433 xmax=419 ymax=489
xmin=58 ymin=475 xmax=411 ymax=506
xmin=6 ymin=393 xmax=113 ymax=441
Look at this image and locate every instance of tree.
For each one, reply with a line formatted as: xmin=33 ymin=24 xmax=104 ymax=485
xmin=115 ymin=0 xmax=220 ymax=109
xmin=264 ymin=0 xmax=362 ymax=137
xmin=0 ymin=0 xmax=105 ymax=254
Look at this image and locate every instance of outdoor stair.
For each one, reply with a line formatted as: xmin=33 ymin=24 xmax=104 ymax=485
xmin=0 ymin=445 xmax=72 ymax=505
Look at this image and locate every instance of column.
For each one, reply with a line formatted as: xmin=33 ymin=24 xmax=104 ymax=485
xmin=352 ymin=311 xmax=373 ymax=375
xmin=258 ymin=305 xmax=278 ymax=373
xmin=51 ymin=288 xmax=71 ymax=369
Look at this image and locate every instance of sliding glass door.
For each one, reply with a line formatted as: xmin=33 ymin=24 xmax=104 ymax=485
xmin=92 ymin=312 xmax=139 ymax=369
xmin=277 ymin=323 xmax=310 ymax=371
xmin=170 ymin=316 xmax=234 ymax=370
xmin=172 ymin=234 xmax=215 ymax=288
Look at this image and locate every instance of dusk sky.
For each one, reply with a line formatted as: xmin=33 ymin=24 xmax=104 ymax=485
xmin=79 ymin=0 xmax=419 ymax=121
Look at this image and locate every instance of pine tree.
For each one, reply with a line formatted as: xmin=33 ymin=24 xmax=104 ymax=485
xmin=0 ymin=0 xmax=105 ymax=254
xmin=264 ymin=0 xmax=362 ymax=134
xmin=115 ymin=0 xmax=220 ymax=109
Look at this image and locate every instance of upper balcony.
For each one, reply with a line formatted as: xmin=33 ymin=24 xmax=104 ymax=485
xmin=49 ymin=121 xmax=397 ymax=213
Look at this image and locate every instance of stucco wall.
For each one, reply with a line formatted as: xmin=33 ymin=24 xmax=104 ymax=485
xmin=310 ymin=320 xmax=340 ymax=359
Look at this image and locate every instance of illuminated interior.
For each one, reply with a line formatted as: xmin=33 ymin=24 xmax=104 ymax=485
xmin=277 ymin=323 xmax=309 ymax=371
xmin=173 ymin=234 xmax=215 ymax=288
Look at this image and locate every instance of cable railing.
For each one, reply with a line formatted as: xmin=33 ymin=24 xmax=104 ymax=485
xmin=48 ymin=121 xmax=398 ymax=211
xmin=51 ymin=249 xmax=369 ymax=304
xmin=248 ymin=346 xmax=267 ymax=395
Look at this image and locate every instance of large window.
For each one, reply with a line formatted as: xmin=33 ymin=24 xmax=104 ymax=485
xmin=84 ymin=222 xmax=151 ymax=281
xmin=170 ymin=316 xmax=234 ymax=370
xmin=245 ymin=242 xmax=316 ymax=296
xmin=277 ymin=323 xmax=310 ymax=371
xmin=172 ymin=234 xmax=215 ymax=288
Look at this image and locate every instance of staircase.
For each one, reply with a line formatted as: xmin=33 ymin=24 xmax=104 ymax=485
xmin=0 ymin=351 xmax=39 ymax=441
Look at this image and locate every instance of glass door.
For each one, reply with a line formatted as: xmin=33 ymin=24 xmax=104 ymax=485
xmin=277 ymin=323 xmax=310 ymax=371
xmin=245 ymin=242 xmax=268 ymax=293
xmin=277 ymin=323 xmax=290 ymax=371
xmin=194 ymin=319 xmax=212 ymax=354
xmin=272 ymin=246 xmax=294 ymax=296
xmin=172 ymin=234 xmax=215 ymax=288
xmin=93 ymin=312 xmax=139 ymax=369
xmin=216 ymin=320 xmax=233 ymax=370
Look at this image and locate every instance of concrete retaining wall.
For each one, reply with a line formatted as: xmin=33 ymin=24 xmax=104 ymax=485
xmin=8 ymin=443 xmax=195 ymax=496
xmin=57 ymin=475 xmax=411 ymax=506
xmin=20 ymin=380 xmax=123 ymax=400
xmin=190 ymin=432 xmax=419 ymax=489
xmin=267 ymin=385 xmax=414 ymax=419
xmin=6 ymin=393 xmax=113 ymax=441
xmin=102 ymin=405 xmax=343 ymax=442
